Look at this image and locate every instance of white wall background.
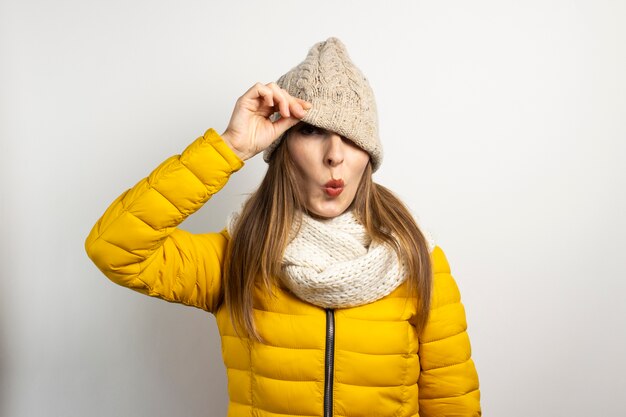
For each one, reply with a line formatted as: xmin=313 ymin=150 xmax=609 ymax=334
xmin=1 ymin=0 xmax=625 ymax=416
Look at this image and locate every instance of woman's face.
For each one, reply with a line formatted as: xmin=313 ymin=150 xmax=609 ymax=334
xmin=286 ymin=123 xmax=370 ymax=219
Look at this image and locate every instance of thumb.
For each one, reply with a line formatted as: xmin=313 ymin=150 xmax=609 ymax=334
xmin=271 ymin=115 xmax=301 ymax=138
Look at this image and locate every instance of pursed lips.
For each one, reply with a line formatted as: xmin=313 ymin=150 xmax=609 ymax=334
xmin=323 ymin=179 xmax=344 ymax=197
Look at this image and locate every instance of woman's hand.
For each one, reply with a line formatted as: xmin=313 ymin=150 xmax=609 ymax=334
xmin=221 ymin=82 xmax=311 ymax=161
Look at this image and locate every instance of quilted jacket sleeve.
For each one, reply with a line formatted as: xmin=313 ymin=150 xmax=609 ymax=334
xmin=84 ymin=128 xmax=244 ymax=313
xmin=418 ymin=246 xmax=481 ymax=416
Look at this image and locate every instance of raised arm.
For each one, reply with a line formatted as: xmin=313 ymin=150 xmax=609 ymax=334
xmin=84 ymin=83 xmax=310 ymax=313
xmin=418 ymin=246 xmax=481 ymax=416
xmin=84 ymin=129 xmax=244 ymax=312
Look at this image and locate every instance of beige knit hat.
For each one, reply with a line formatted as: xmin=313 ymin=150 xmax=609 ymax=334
xmin=263 ymin=37 xmax=383 ymax=171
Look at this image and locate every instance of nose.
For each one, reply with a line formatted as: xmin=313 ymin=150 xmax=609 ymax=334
xmin=325 ymin=133 xmax=345 ymax=167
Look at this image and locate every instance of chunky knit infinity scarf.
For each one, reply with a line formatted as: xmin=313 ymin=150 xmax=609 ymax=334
xmin=282 ymin=210 xmax=406 ymax=308
xmin=226 ymin=208 xmax=435 ymax=309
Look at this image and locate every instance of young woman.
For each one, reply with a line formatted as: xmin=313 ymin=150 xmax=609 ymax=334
xmin=85 ymin=37 xmax=481 ymax=417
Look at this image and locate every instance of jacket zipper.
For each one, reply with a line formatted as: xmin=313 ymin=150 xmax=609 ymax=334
xmin=324 ymin=309 xmax=335 ymax=417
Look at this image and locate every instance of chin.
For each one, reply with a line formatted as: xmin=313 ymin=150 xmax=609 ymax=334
xmin=307 ymin=201 xmax=351 ymax=219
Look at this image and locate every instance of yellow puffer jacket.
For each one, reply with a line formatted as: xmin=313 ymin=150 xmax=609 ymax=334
xmin=85 ymin=128 xmax=481 ymax=417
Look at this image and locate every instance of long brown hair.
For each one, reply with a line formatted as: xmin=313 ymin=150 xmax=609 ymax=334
xmin=222 ymin=131 xmax=432 ymax=340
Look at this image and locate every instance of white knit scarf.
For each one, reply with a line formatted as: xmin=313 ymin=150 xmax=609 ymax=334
xmin=282 ymin=210 xmax=406 ymax=308
xmin=226 ymin=208 xmax=435 ymax=309
xmin=227 ymin=211 xmax=435 ymax=308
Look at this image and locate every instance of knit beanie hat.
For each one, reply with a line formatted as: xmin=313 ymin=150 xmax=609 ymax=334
xmin=263 ymin=37 xmax=383 ymax=172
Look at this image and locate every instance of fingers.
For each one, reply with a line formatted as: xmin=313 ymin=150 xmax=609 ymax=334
xmin=272 ymin=87 xmax=312 ymax=120
xmin=265 ymin=83 xmax=291 ymax=118
xmin=243 ymin=82 xmax=311 ymax=119
xmin=291 ymin=97 xmax=312 ymax=119
xmin=267 ymin=83 xmax=310 ymax=119
xmin=243 ymin=82 xmax=275 ymax=108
